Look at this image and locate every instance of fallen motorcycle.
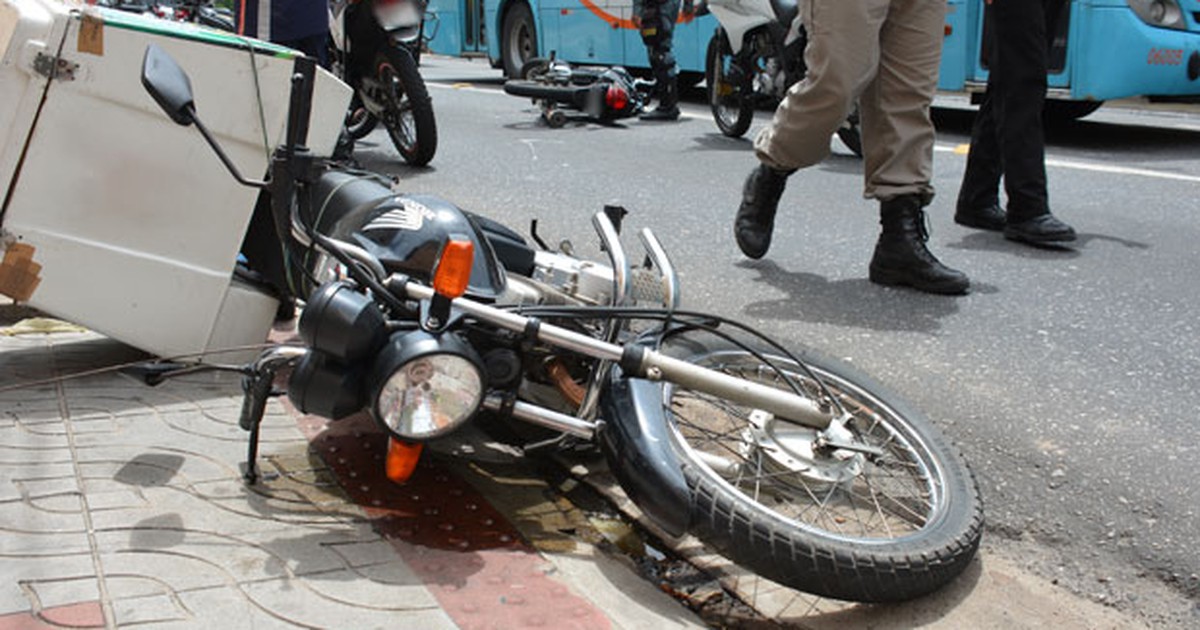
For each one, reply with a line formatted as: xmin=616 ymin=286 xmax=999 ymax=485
xmin=141 ymin=42 xmax=982 ymax=604
xmin=503 ymin=56 xmax=653 ymax=127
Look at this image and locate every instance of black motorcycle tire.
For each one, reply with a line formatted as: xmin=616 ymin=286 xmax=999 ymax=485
xmin=503 ymin=81 xmax=572 ymax=101
xmin=706 ymin=33 xmax=754 ymax=138
xmin=656 ymin=332 xmax=983 ymax=602
xmin=375 ymin=48 xmax=437 ymax=166
xmin=519 ymin=57 xmax=551 ymax=80
xmin=502 ymin=2 xmax=537 ymax=79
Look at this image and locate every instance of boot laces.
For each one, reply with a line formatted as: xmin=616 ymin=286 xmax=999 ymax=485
xmin=912 ymin=211 xmax=940 ymax=265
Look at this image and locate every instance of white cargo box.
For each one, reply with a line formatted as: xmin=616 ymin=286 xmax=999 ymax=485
xmin=0 ymin=0 xmax=351 ymax=362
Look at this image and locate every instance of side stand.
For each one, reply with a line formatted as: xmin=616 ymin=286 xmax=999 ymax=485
xmin=237 ymin=347 xmax=307 ymax=484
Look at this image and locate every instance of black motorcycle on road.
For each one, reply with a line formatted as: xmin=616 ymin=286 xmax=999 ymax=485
xmin=140 ymin=42 xmax=981 ymax=604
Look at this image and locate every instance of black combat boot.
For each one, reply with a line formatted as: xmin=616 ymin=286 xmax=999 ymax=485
xmin=869 ymin=195 xmax=970 ymax=295
xmin=639 ymin=80 xmax=680 ymax=121
xmin=734 ymin=164 xmax=791 ymax=259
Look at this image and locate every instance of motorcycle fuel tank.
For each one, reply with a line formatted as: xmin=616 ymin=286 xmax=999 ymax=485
xmin=320 ymin=184 xmax=509 ymax=301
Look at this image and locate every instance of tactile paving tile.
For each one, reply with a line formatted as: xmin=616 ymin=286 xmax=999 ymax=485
xmin=292 ymin=411 xmax=613 ymax=629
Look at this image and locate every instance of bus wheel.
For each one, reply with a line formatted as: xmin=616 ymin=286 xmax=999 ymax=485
xmin=1043 ymin=100 xmax=1103 ymax=125
xmin=503 ymin=3 xmax=537 ymax=79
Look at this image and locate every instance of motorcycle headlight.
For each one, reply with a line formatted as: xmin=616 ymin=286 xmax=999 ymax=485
xmin=298 ymin=281 xmax=387 ymax=362
xmin=1126 ymin=0 xmax=1186 ymax=30
xmin=368 ymin=331 xmax=485 ymax=441
xmin=288 ymin=351 xmax=367 ymax=420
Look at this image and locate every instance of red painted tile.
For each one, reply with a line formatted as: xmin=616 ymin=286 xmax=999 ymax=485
xmin=0 ymin=601 xmax=104 ymax=630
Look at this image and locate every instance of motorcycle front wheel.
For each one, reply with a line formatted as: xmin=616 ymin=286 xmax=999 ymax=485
xmin=657 ymin=331 xmax=982 ymax=602
xmin=375 ymin=48 xmax=437 ymax=166
xmin=706 ymin=33 xmax=754 ymax=138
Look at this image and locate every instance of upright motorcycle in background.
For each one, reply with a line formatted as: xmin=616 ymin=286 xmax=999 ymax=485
xmin=700 ymin=0 xmax=862 ymax=156
xmin=329 ymin=0 xmax=437 ymax=166
xmin=140 ymin=42 xmax=982 ymax=604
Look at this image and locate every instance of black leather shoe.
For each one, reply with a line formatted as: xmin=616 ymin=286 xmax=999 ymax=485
xmin=1004 ymin=214 xmax=1077 ymax=244
xmin=734 ymin=165 xmax=790 ymax=259
xmin=954 ymin=202 xmax=1006 ymax=231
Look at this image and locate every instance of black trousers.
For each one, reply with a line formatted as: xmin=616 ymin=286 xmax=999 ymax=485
xmin=638 ymin=0 xmax=679 ymax=93
xmin=958 ymin=0 xmax=1066 ymax=220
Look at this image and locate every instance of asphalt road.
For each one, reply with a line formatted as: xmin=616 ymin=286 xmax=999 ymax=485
xmin=354 ymin=55 xmax=1200 ymax=627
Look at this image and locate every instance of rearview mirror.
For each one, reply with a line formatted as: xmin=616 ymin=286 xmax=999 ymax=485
xmin=141 ymin=44 xmax=195 ymax=125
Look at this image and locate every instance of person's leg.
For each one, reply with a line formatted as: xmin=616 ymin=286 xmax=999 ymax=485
xmin=753 ymin=0 xmax=878 ymax=171
xmin=991 ymin=0 xmax=1048 ymax=218
xmin=735 ymin=0 xmax=878 ymax=258
xmin=641 ymin=0 xmax=681 ymax=120
xmin=858 ymin=0 xmax=940 ymax=202
xmin=954 ymin=81 xmax=1006 ymax=230
xmin=863 ymin=0 xmax=968 ymax=294
xmin=992 ymin=0 xmax=1075 ymax=242
xmin=955 ymin=14 xmax=1005 ymax=232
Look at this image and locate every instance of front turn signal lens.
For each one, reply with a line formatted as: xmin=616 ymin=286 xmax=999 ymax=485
xmin=432 ymin=238 xmax=474 ymax=299
xmin=385 ymin=437 xmax=424 ymax=483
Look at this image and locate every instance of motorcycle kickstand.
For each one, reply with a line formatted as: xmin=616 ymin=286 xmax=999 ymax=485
xmin=237 ymin=347 xmax=307 ymax=484
xmin=122 ymin=361 xmax=242 ymax=386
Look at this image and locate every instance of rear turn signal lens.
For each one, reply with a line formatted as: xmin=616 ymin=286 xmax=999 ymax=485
xmin=433 ymin=239 xmax=473 ymax=299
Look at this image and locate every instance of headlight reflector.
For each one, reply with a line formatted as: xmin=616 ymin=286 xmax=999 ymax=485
xmin=369 ymin=331 xmax=485 ymax=440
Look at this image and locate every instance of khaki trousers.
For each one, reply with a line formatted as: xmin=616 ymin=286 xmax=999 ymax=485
xmin=753 ymin=0 xmax=944 ymax=202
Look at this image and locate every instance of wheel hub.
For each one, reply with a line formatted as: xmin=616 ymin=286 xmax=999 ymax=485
xmin=740 ymin=410 xmax=863 ymax=487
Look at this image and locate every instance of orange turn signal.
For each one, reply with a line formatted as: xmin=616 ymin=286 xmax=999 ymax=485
xmin=385 ymin=437 xmax=424 ymax=483
xmin=432 ymin=239 xmax=474 ymax=299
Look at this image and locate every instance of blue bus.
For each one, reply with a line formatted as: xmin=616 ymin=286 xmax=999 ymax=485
xmin=424 ymin=0 xmax=1200 ymax=118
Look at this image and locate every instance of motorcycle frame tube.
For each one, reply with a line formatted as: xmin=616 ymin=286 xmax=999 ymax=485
xmin=598 ymin=374 xmax=691 ymax=537
xmin=398 ymin=280 xmax=834 ymax=430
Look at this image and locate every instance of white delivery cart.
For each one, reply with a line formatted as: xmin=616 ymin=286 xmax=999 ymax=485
xmin=0 ymin=0 xmax=351 ymax=361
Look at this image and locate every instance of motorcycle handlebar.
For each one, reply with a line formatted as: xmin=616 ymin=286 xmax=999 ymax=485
xmin=395 ymin=278 xmax=834 ymax=430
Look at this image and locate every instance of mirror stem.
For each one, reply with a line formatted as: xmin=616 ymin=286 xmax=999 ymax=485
xmin=189 ymin=107 xmax=268 ymax=189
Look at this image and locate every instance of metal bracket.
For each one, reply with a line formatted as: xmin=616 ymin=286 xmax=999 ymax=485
xmin=33 ymin=53 xmax=78 ymax=81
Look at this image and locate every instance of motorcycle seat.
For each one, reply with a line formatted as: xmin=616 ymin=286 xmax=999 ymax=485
xmin=770 ymin=0 xmax=798 ymax=27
